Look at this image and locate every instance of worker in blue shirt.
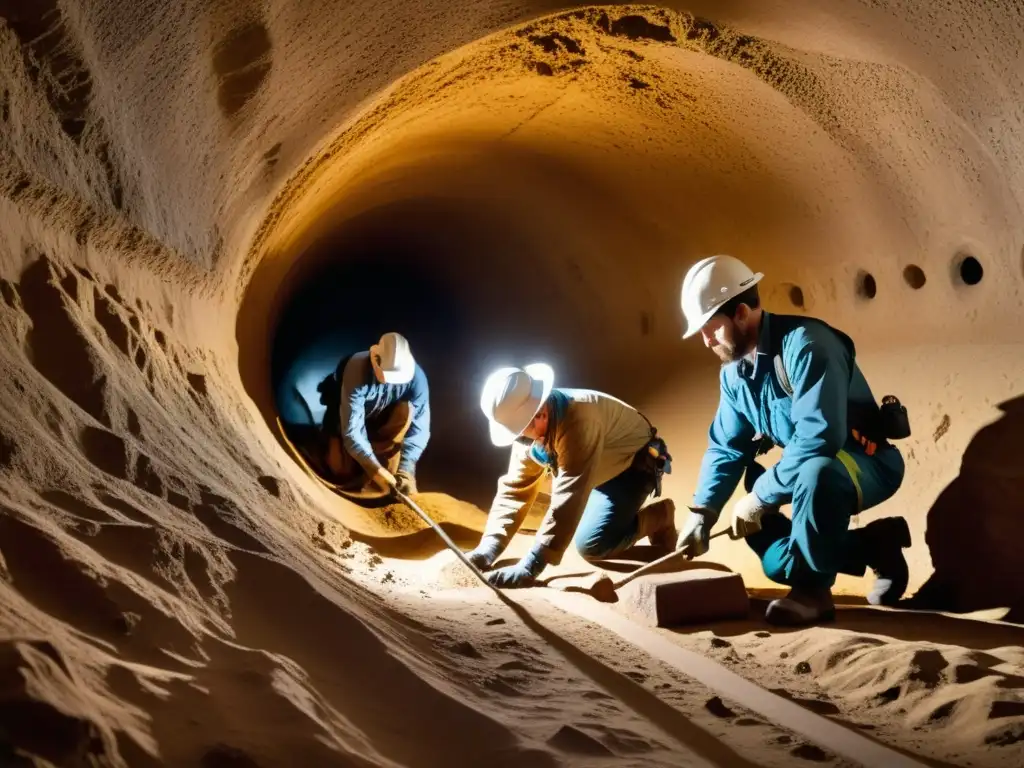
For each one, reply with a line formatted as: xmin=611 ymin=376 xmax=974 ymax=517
xmin=319 ymin=332 xmax=430 ymax=495
xmin=676 ymin=255 xmax=911 ymax=626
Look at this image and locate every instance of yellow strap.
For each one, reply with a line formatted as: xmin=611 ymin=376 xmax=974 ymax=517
xmin=836 ymin=449 xmax=863 ymax=511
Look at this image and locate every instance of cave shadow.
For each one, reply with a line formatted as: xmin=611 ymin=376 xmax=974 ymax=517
xmin=904 ymin=395 xmax=1024 ymax=624
xmin=481 ymin=598 xmax=764 ymax=766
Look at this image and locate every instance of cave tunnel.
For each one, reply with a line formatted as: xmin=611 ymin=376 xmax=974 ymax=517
xmin=3 ymin=2 xmax=1024 ymax=765
xmin=228 ymin=1 xmax=1024 ymax=612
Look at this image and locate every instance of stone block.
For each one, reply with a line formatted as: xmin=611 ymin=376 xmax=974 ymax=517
xmin=617 ymin=569 xmax=749 ymax=627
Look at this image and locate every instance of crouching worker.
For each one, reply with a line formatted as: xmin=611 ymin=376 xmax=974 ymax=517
xmin=465 ymin=363 xmax=677 ymax=588
xmin=676 ymin=254 xmax=912 ymax=626
xmin=318 ymin=331 xmax=430 ymax=495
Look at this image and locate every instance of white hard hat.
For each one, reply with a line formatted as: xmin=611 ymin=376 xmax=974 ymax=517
xmin=680 ymin=255 xmax=764 ymax=339
xmin=479 ymin=363 xmax=555 ymax=447
xmin=370 ymin=332 xmax=415 ymax=384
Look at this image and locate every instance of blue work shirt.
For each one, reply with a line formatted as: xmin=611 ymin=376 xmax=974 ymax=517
xmin=692 ymin=311 xmax=881 ymax=512
xmin=339 ymin=351 xmax=431 ymax=476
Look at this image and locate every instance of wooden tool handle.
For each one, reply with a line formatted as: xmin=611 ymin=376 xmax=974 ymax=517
xmin=611 ymin=528 xmax=733 ymax=590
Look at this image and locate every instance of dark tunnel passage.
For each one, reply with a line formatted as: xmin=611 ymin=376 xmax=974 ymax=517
xmin=268 ymin=205 xmax=487 ymax=504
xmin=270 ymin=255 xmax=460 ymax=483
xmin=262 ymin=194 xmax=605 ymax=509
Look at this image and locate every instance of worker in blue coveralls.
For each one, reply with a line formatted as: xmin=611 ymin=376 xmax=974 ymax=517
xmin=319 ymin=331 xmax=430 ymax=495
xmin=675 ymin=255 xmax=912 ymax=626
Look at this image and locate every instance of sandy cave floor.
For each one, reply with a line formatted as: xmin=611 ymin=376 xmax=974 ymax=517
xmin=368 ymin=497 xmax=1024 ymax=768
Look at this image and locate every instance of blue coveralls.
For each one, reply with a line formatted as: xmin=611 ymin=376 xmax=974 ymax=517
xmin=339 ymin=352 xmax=431 ymax=476
xmin=692 ymin=312 xmax=905 ymax=590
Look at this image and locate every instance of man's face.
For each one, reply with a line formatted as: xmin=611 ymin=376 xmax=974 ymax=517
xmin=520 ymin=405 xmax=549 ymax=441
xmin=700 ymin=307 xmax=752 ymax=363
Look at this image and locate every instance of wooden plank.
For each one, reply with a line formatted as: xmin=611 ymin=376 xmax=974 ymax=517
xmin=541 ymin=591 xmax=931 ymax=768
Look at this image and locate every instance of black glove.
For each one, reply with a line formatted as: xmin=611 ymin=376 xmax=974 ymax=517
xmin=394 ymin=469 xmax=417 ymax=495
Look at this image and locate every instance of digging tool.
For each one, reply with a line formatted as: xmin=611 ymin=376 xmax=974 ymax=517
xmin=579 ymin=528 xmax=740 ymax=602
xmin=390 ymin=486 xmax=491 ymax=585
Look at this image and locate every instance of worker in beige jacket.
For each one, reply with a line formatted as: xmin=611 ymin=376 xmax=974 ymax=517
xmin=467 ymin=363 xmax=678 ymax=588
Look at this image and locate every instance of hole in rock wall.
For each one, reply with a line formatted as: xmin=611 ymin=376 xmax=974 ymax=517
xmin=788 ymin=284 xmax=805 ymax=309
xmin=903 ymin=264 xmax=927 ymax=290
xmin=955 ymin=254 xmax=983 ymax=286
xmin=856 ymin=270 xmax=877 ymax=299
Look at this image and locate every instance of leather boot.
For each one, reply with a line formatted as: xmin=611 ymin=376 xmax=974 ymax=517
xmin=765 ymin=586 xmax=836 ymax=626
xmin=637 ymin=498 xmax=677 ymax=553
xmin=851 ymin=516 xmax=912 ymax=606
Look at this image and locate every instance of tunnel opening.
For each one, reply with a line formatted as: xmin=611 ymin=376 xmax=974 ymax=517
xmin=270 ymin=254 xmax=463 ymax=487
xmin=256 ymin=178 xmax=623 ymax=511
xmin=233 ymin=3 xmax=1024 ymax=589
xmin=265 ymin=201 xmax=511 ymax=506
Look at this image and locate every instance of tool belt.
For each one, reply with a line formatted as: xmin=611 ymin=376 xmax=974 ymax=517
xmin=631 ymin=423 xmax=672 ymax=498
xmin=750 ymin=392 xmax=911 ymax=468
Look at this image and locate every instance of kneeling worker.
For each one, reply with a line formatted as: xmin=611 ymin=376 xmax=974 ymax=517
xmin=319 ymin=331 xmax=430 ymax=495
xmin=466 ymin=363 xmax=677 ymax=588
xmin=676 ymin=254 xmax=912 ymax=626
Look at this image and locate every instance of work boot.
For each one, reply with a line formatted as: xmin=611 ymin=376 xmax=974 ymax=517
xmin=853 ymin=516 xmax=912 ymax=606
xmin=765 ymin=586 xmax=836 ymax=626
xmin=637 ymin=499 xmax=677 ymax=553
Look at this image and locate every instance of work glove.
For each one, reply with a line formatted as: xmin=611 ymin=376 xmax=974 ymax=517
xmin=394 ymin=469 xmax=417 ymax=495
xmin=484 ymin=545 xmax=546 ymax=589
xmin=730 ymin=491 xmax=773 ymax=538
xmin=465 ymin=535 xmax=503 ymax=570
xmin=371 ymin=466 xmax=397 ymax=492
xmin=676 ymin=507 xmax=718 ymax=558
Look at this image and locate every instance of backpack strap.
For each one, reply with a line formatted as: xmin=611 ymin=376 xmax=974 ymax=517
xmin=770 ymin=319 xmax=891 ymax=452
xmin=635 ymin=409 xmax=672 ymax=497
xmin=773 ymin=354 xmax=794 ymax=397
